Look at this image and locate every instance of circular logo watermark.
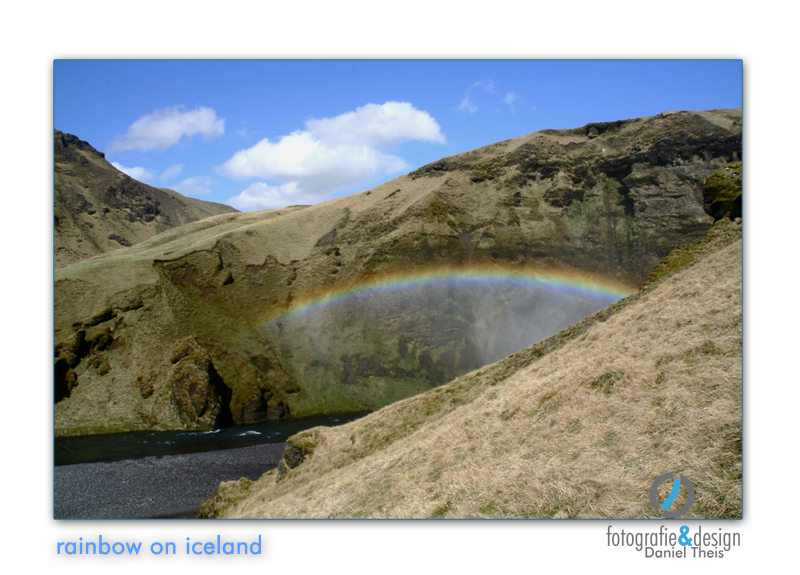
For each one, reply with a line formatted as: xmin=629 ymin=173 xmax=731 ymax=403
xmin=649 ymin=473 xmax=695 ymax=518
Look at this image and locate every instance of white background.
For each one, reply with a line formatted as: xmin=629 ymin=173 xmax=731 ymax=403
xmin=2 ymin=2 xmax=792 ymax=573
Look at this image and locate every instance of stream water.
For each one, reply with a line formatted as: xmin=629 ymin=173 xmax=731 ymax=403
xmin=55 ymin=410 xmax=372 ymax=466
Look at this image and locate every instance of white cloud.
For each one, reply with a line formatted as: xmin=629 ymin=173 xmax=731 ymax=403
xmin=171 ymin=176 xmax=213 ymax=197
xmin=458 ymin=80 xmax=497 ymax=113
xmin=111 ymin=162 xmax=154 ymax=182
xmin=458 ymin=96 xmax=478 ymax=114
xmin=225 ymin=182 xmax=313 ymax=211
xmin=216 ymin=101 xmax=444 ymax=209
xmin=235 ymin=123 xmax=252 ymax=139
xmin=474 ymin=79 xmax=496 ymax=93
xmin=159 ymin=164 xmax=184 ymax=181
xmin=110 ymin=106 xmax=225 ymax=152
xmin=504 ymin=91 xmax=520 ymax=113
xmin=305 ymin=102 xmax=445 ymax=147
xmin=217 ymin=130 xmax=409 ymax=193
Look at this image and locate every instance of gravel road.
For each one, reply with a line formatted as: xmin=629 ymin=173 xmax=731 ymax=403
xmin=54 ymin=443 xmax=285 ymax=519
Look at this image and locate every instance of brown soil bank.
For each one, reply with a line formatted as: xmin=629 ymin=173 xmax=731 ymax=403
xmin=54 ymin=109 xmax=741 ymax=436
xmin=200 ymin=219 xmax=742 ymax=519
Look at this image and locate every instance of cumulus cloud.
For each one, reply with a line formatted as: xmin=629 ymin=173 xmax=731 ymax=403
xmin=111 ymin=162 xmax=155 ymax=182
xmin=225 ymin=182 xmax=313 ymax=211
xmin=218 ymin=101 xmax=445 ymax=209
xmin=218 ymin=131 xmax=409 ymax=193
xmin=110 ymin=106 xmax=225 ymax=152
xmin=159 ymin=164 xmax=184 ymax=181
xmin=306 ymin=102 xmax=445 ymax=147
xmin=172 ymin=176 xmax=213 ymax=197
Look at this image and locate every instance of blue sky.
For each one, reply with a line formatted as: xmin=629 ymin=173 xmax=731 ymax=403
xmin=54 ymin=60 xmax=742 ymax=211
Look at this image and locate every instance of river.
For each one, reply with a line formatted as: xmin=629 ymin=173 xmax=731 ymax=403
xmin=54 ymin=411 xmax=371 ymax=519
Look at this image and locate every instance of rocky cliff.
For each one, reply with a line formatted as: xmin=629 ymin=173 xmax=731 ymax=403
xmin=54 ymin=108 xmax=742 ymax=436
xmin=54 ymin=130 xmax=237 ymax=268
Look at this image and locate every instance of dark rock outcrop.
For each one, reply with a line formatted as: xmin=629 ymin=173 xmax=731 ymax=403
xmin=703 ymin=162 xmax=742 ymax=221
xmin=168 ymin=337 xmax=231 ymax=428
xmin=276 ymin=429 xmax=322 ymax=481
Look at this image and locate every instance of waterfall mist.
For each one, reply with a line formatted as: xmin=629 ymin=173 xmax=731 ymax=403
xmin=264 ymin=280 xmax=621 ymax=409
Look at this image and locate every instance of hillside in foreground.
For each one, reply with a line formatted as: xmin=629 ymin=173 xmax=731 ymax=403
xmin=200 ymin=218 xmax=742 ymax=519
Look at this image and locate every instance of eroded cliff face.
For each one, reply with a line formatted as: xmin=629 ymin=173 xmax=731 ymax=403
xmin=54 ymin=109 xmax=742 ymax=436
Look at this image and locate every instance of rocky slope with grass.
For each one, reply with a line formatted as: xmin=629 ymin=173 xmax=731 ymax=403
xmin=54 ymin=108 xmax=741 ymax=436
xmin=199 ymin=217 xmax=742 ymax=519
xmin=54 ymin=130 xmax=237 ymax=268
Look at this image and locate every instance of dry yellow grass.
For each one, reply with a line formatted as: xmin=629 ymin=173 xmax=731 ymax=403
xmin=201 ymin=233 xmax=742 ymax=519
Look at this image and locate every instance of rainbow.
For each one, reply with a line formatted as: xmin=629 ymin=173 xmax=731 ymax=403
xmin=263 ymin=264 xmax=637 ymax=325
